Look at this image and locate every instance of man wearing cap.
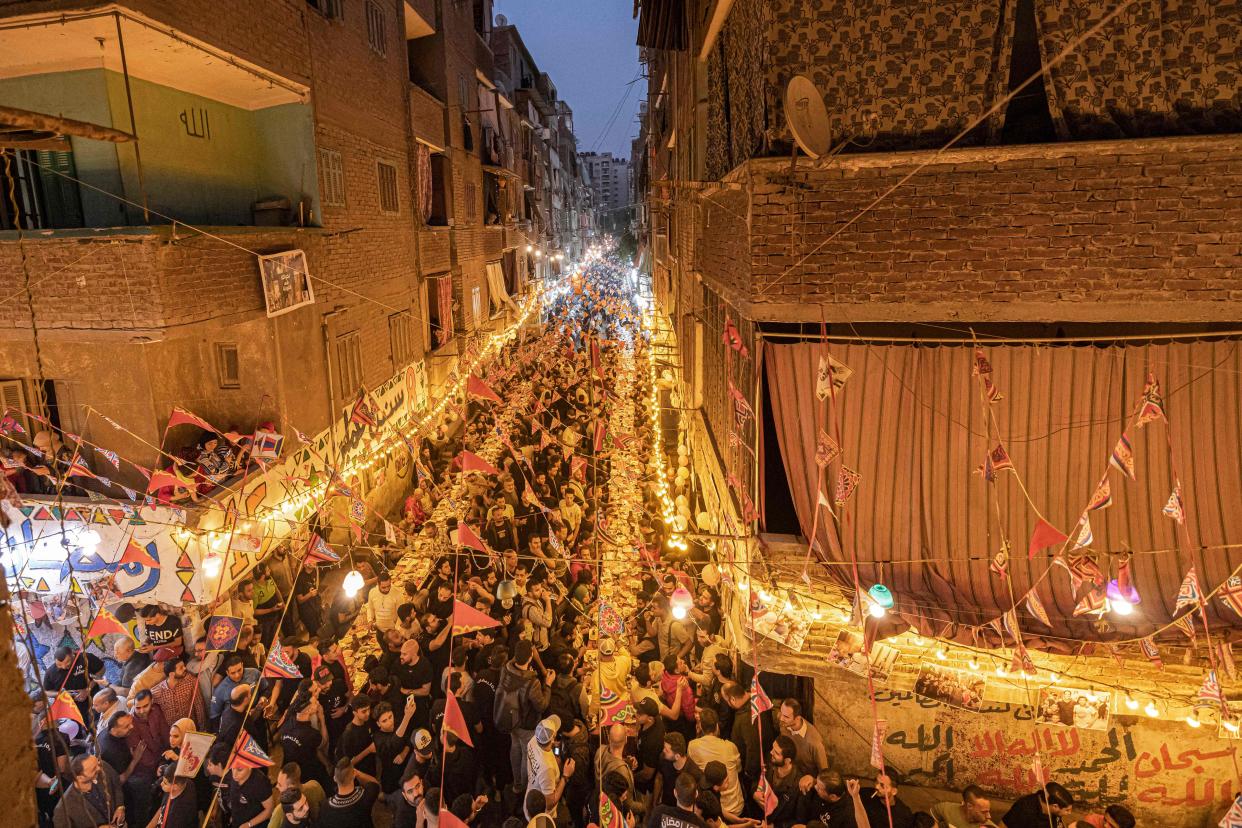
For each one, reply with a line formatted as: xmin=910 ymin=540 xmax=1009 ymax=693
xmin=635 ymin=697 xmax=666 ymax=799
xmin=526 ymin=714 xmax=576 ymax=825
xmin=596 ymin=637 xmax=632 ymax=700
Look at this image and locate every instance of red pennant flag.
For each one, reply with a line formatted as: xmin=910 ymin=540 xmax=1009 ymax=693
xmin=1028 ymin=519 xmax=1068 ymax=559
xmin=50 ymin=689 xmax=84 ymax=727
xmin=86 ymin=607 xmax=131 ymax=640
xmin=756 ymin=773 xmax=779 ymax=816
xmin=118 ymin=537 xmax=160 ymax=569
xmin=166 ymin=407 xmax=219 ymax=433
xmin=455 ymin=450 xmax=499 ymax=476
xmin=230 ymin=731 xmax=273 ymax=769
xmin=456 ymin=522 xmax=487 ymax=553
xmin=466 ymin=374 xmax=502 ymax=404
xmin=350 ymin=389 xmax=378 ymax=428
xmin=593 ymin=420 xmax=606 ymax=453
xmin=443 ymin=690 xmax=474 ymax=747
xmin=451 ymin=600 xmax=502 ymax=635
xmin=571 ymin=456 xmax=587 ymax=478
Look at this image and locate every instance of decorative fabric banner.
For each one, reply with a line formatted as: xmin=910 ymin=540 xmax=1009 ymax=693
xmin=981 ymin=375 xmax=1004 ymax=404
xmin=1139 ymin=636 xmax=1163 ymax=668
xmin=1073 ymin=588 xmax=1107 ymax=617
xmin=598 ymin=601 xmax=625 ymax=637
xmin=305 ymin=535 xmax=340 ymax=565
xmin=263 ymin=639 xmax=303 ymax=679
xmin=814 ymin=430 xmax=840 ymax=468
xmin=1173 ymin=610 xmax=1198 ymax=641
xmin=230 ymin=732 xmax=273 ymax=769
xmin=166 ymin=407 xmax=222 ymax=434
xmin=722 ymin=316 xmax=749 ymax=358
xmin=750 ymin=674 xmax=773 ymax=722
xmin=756 ymin=772 xmax=779 ymax=816
xmin=451 ymin=600 xmax=502 ymax=635
xmin=834 ymin=466 xmax=861 ymax=506
xmin=95 ymin=448 xmax=120 ymax=470
xmin=349 ymin=388 xmax=378 ymax=428
xmin=1135 ymin=373 xmax=1166 ymax=428
xmin=348 ymin=498 xmax=366 ymax=526
xmin=204 ymin=616 xmax=243 ymax=652
xmin=989 ymin=548 xmax=1009 ymax=579
xmin=1109 ymin=433 xmax=1136 ymax=480
xmin=1162 ymin=479 xmax=1186 ymax=525
xmin=1025 ymin=590 xmax=1051 ymax=627
xmin=972 ymin=348 xmax=993 ymax=376
xmin=1086 ymin=479 xmax=1113 ymax=511
xmin=815 ymin=353 xmax=852 ymax=400
xmin=1072 ymin=516 xmax=1094 ymax=549
xmin=1221 ymin=576 xmax=1242 ymax=617
xmin=728 ymin=382 xmax=754 ymax=425
xmin=1198 ymin=670 xmax=1225 ymax=707
xmin=1176 ymin=567 xmax=1202 ymax=614
xmin=1219 ymin=794 xmax=1242 ymax=828
xmin=0 ymin=413 xmax=26 ymax=434
xmin=976 ymin=444 xmax=1013 ymax=480
xmin=600 ymin=793 xmax=626 ymax=828
xmin=870 ymin=719 xmax=888 ymax=770
xmin=1028 ymin=519 xmax=1068 ymax=559
xmin=455 ymin=523 xmax=487 ymax=553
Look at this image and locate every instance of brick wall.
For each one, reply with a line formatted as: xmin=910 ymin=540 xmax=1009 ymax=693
xmin=742 ymin=134 xmax=1242 ymax=322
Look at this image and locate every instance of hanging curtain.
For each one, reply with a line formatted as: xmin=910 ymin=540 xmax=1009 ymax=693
xmin=1034 ymin=0 xmax=1242 ymax=139
xmin=765 ymin=337 xmax=1242 ymax=650
xmin=416 ymin=143 xmax=433 ymax=224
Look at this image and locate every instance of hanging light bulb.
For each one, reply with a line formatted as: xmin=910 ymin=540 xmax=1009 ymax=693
xmin=995 ymin=665 xmax=1007 ymax=677
xmin=1107 ymin=558 xmax=1140 ymax=616
xmin=1048 ymin=672 xmax=1060 ymax=684
xmin=1144 ymin=702 xmax=1159 ymax=718
xmin=935 ymin=649 xmax=948 ymax=661
xmin=201 ymin=553 xmax=223 ymax=580
xmin=1185 ymin=714 xmax=1202 ymax=728
xmin=867 ymin=583 xmax=893 ymax=618
xmin=1125 ymin=696 xmax=1140 ymax=711
xmin=868 ymin=602 xmax=887 ymax=619
xmin=343 ymin=569 xmax=365 ymax=598
xmin=1224 ymin=719 xmax=1240 ymax=734
xmin=1109 ymin=597 xmax=1134 ymax=617
xmin=911 ymin=636 xmax=925 ymax=647
xmin=968 ymin=659 xmax=980 ymax=671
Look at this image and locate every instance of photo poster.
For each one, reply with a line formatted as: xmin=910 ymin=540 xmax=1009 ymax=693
xmin=259 ymin=249 xmax=315 ymax=317
xmin=827 ymin=628 xmax=900 ymax=685
xmin=176 ymin=731 xmax=216 ymax=777
xmin=914 ymin=663 xmax=990 ymax=712
xmin=750 ymin=592 xmax=812 ymax=652
xmin=1035 ymin=686 xmax=1113 ymax=732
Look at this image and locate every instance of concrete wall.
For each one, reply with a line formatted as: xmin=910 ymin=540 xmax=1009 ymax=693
xmin=0 ymin=576 xmax=37 ymax=828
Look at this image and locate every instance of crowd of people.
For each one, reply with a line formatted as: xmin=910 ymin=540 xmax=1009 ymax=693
xmin=22 ymin=256 xmax=1140 ymax=828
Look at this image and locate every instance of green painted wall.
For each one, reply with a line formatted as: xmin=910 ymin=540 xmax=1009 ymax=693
xmin=0 ymin=69 xmax=319 ymax=227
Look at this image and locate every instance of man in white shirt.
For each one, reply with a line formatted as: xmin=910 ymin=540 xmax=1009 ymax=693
xmin=526 ymin=715 xmax=575 ymax=822
xmin=687 ymin=708 xmax=743 ymax=816
xmin=365 ymin=570 xmax=403 ymax=647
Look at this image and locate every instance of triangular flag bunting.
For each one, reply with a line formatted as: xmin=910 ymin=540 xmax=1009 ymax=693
xmin=466 ymin=374 xmax=502 ymax=404
xmin=1162 ymin=479 xmax=1186 ymax=525
xmin=1176 ymin=567 xmax=1202 ymax=614
xmin=305 ymin=535 xmax=340 ymax=565
xmin=1109 ymin=433 xmax=1136 ymax=481
xmin=456 ymin=522 xmax=487 ymax=553
xmin=1086 ymin=479 xmax=1113 ymax=511
xmin=1197 ymin=670 xmax=1225 ymax=707
xmin=166 ymin=407 xmax=220 ymax=434
xmin=455 ymin=450 xmax=499 ymax=476
xmin=349 ymin=388 xmax=378 ymax=428
xmin=230 ymin=732 xmax=273 ymax=770
xmin=263 ymin=639 xmax=303 ymax=679
xmin=750 ymin=674 xmax=773 ymax=722
xmin=50 ymin=689 xmax=84 ymax=727
xmin=1028 ymin=519 xmax=1068 ymax=560
xmin=1139 ymin=636 xmax=1163 ymax=668
xmin=86 ymin=608 xmax=131 ymax=640
xmin=443 ymin=690 xmax=474 ymax=747
xmin=451 ymin=600 xmax=501 ymax=635
xmin=1025 ymin=590 xmax=1051 ymax=627
xmin=1135 ymin=373 xmax=1166 ymax=428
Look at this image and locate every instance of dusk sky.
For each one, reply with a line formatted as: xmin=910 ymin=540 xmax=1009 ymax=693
xmin=493 ymin=0 xmax=642 ymax=160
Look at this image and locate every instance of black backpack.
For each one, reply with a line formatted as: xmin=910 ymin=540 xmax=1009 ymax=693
xmin=494 ymin=669 xmax=529 ymax=733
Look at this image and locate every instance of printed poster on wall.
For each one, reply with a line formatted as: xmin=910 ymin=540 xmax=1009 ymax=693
xmin=1035 ymin=686 xmax=1112 ymax=731
xmin=259 ymin=249 xmax=315 ymax=318
xmin=914 ymin=663 xmax=989 ymax=712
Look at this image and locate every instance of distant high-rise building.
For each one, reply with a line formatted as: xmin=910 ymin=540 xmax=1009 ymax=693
xmin=580 ymin=151 xmax=631 ymax=231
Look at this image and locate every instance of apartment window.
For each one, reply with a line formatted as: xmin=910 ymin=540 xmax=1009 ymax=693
xmin=377 ymin=161 xmax=399 ymax=213
xmin=428 ymin=153 xmax=450 ymax=225
xmin=365 ymin=0 xmax=387 ymax=55
xmin=426 ymin=275 xmax=454 ymax=349
xmin=215 ymin=343 xmax=241 ymax=389
xmin=389 ymin=311 xmax=412 ymax=367
xmin=318 ymin=149 xmax=346 ymax=207
xmin=335 ymin=331 xmax=364 ymax=399
xmin=307 ymin=0 xmax=344 ymax=19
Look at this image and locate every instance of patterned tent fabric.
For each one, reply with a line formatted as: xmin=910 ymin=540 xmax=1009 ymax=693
xmin=1035 ymin=0 xmax=1242 ymax=139
xmin=765 ymin=337 xmax=1242 ymax=651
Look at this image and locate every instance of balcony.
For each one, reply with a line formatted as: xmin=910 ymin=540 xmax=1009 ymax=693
xmin=0 ymin=8 xmax=317 ymax=230
xmin=410 ymin=84 xmax=446 ymax=149
xmin=403 ymin=0 xmax=435 ymax=39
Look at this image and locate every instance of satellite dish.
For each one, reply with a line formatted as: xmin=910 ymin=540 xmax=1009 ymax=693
xmin=784 ymin=75 xmax=831 ymax=158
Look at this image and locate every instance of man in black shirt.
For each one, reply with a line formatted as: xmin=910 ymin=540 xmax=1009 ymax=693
xmin=279 ymin=692 xmax=331 ymax=794
xmin=337 ymin=695 xmax=376 ymax=777
xmin=153 ymin=763 xmax=198 ymax=828
xmin=634 ymin=697 xmax=666 ymax=797
xmin=388 ymin=639 xmax=433 ymax=727
xmin=654 ymin=733 xmax=704 ymax=809
xmin=223 ymin=762 xmax=274 ymax=828
xmin=391 ymin=766 xmax=426 ymax=828
xmin=646 ymin=771 xmax=708 ymax=828
xmin=321 ymin=758 xmax=380 ymax=828
xmin=859 ymin=770 xmax=917 ymax=828
xmin=1001 ymin=782 xmax=1073 ymax=828
xmin=43 ymin=647 xmax=104 ymax=724
xmin=795 ymin=771 xmax=870 ymax=828
xmin=364 ymin=665 xmax=404 ymax=713
xmin=440 ymin=730 xmax=477 ymax=804
xmin=140 ymin=605 xmax=184 ymax=655
xmin=313 ymin=657 xmax=350 ymax=755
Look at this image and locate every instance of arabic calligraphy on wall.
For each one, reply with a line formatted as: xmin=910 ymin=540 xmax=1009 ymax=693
xmin=820 ymin=676 xmax=1236 ymax=826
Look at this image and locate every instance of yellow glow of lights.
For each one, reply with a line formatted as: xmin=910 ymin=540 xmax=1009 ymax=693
xmin=935 ymin=649 xmax=947 ymax=661
xmin=1125 ymin=696 xmax=1139 ymax=710
xmin=1144 ymin=702 xmax=1160 ymax=718
xmin=1185 ymin=715 xmax=1202 ymax=728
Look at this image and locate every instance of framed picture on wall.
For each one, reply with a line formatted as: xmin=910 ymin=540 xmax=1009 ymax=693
xmin=914 ymin=663 xmax=989 ymax=711
xmin=259 ymin=249 xmax=315 ymax=317
xmin=1035 ymin=686 xmax=1112 ymax=731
